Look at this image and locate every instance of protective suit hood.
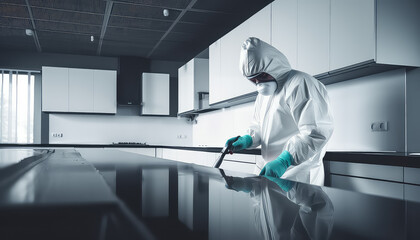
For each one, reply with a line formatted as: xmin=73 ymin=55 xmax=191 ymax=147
xmin=240 ymin=37 xmax=292 ymax=84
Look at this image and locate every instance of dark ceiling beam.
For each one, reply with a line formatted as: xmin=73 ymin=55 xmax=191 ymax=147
xmin=24 ymin=0 xmax=41 ymax=52
xmin=147 ymin=0 xmax=198 ymax=58
xmin=97 ymin=1 xmax=113 ymax=55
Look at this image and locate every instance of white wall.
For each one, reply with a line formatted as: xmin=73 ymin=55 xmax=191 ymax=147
xmin=326 ymin=68 xmax=406 ymax=152
xmin=49 ymin=114 xmax=192 ymax=146
xmin=193 ymin=69 xmax=407 ymax=152
xmin=193 ymin=102 xmax=254 ymax=147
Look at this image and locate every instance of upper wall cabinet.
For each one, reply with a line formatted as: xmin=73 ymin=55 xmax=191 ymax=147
xmin=271 ymin=0 xmax=420 ymax=77
xmin=297 ymin=0 xmax=330 ymax=76
xmin=178 ymin=58 xmax=209 ymax=114
xmin=209 ymin=3 xmax=271 ymax=105
xmin=271 ymin=0 xmax=298 ymax=69
xmin=69 ymin=68 xmax=94 ymax=113
xmin=330 ymin=0 xmax=375 ymax=70
xmin=42 ymin=66 xmax=117 ymax=114
xmin=93 ymin=70 xmax=117 ymax=113
xmin=42 ymin=67 xmax=69 ymax=112
xmin=141 ymin=73 xmax=170 ymax=116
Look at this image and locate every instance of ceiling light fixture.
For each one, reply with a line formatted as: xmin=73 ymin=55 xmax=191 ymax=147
xmin=163 ymin=9 xmax=169 ymax=17
xmin=91 ymin=35 xmax=94 ymax=42
xmin=25 ymin=29 xmax=34 ymax=36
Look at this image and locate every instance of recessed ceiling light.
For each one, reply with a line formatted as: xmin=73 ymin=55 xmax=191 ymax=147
xmin=25 ymin=29 xmax=33 ymax=36
xmin=163 ymin=9 xmax=169 ymax=17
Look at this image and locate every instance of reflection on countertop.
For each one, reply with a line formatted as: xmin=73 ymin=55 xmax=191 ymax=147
xmin=1 ymin=148 xmax=420 ymax=239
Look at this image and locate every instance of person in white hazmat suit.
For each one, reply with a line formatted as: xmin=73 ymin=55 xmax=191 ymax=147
xmin=225 ymin=37 xmax=334 ymax=185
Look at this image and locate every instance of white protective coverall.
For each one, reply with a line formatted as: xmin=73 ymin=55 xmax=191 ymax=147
xmin=240 ymin=37 xmax=334 ymax=185
xmin=250 ymin=178 xmax=334 ymax=240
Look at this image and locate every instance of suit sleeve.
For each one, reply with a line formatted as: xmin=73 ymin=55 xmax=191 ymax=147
xmin=284 ymin=77 xmax=334 ymax=164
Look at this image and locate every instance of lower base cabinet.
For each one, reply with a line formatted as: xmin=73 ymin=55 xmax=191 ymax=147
xmin=326 ymin=160 xmax=420 ymax=201
xmin=330 ymin=174 xmax=404 ymax=199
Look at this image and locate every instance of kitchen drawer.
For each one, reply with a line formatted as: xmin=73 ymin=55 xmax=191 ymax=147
xmin=331 ymin=174 xmax=403 ymax=200
xmin=223 ymin=153 xmax=256 ymax=164
xmin=404 ymin=167 xmax=420 ymax=185
xmin=329 ymin=161 xmax=403 ymax=182
xmin=405 ymin=184 xmax=420 ymax=202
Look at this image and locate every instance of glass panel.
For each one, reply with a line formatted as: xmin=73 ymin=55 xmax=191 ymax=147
xmin=17 ymin=73 xmax=29 ymax=143
xmin=0 ymin=71 xmax=35 ymax=143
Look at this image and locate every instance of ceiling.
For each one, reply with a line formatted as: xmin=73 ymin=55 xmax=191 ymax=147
xmin=0 ymin=0 xmax=273 ymax=62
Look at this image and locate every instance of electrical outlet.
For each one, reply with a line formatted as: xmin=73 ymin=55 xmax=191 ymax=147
xmin=371 ymin=121 xmax=388 ymax=131
xmin=52 ymin=133 xmax=64 ymax=138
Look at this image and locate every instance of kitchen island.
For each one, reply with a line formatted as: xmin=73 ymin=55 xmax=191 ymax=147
xmin=0 ymin=148 xmax=419 ymax=239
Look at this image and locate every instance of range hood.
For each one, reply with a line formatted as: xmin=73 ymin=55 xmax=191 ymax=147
xmin=117 ymin=56 xmax=150 ymax=106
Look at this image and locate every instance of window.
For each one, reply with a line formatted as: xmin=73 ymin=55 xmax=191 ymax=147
xmin=0 ymin=70 xmax=35 ymax=143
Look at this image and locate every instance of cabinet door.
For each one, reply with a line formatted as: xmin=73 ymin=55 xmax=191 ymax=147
xmin=248 ymin=3 xmax=271 ymax=45
xmin=209 ymin=39 xmax=223 ymax=105
xmin=220 ymin=22 xmax=255 ymax=101
xmin=69 ymin=68 xmax=94 ymax=112
xmin=271 ymin=0 xmax=298 ymax=68
xmin=331 ymin=174 xmax=403 ymax=200
xmin=178 ymin=60 xmax=194 ymax=113
xmin=93 ymin=70 xmax=116 ymax=114
xmin=142 ymin=73 xmax=169 ymax=115
xmin=297 ymin=0 xmax=330 ymax=76
xmin=42 ymin=66 xmax=69 ymax=112
xmin=330 ymin=0 xmax=375 ymax=70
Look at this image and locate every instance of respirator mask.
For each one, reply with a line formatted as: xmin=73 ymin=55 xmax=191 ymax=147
xmin=256 ymin=81 xmax=277 ymax=96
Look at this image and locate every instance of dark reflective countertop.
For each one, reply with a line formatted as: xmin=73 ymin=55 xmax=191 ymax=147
xmin=1 ymin=148 xmax=419 ymax=240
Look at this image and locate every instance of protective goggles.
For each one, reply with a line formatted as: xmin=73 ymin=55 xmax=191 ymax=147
xmin=248 ymin=72 xmax=275 ymax=84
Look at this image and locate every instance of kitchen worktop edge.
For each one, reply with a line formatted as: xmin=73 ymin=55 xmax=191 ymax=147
xmin=1 ymin=144 xmax=420 ymax=168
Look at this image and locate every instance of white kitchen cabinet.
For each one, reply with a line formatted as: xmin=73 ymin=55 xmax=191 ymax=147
xmin=42 ymin=66 xmax=69 ymax=112
xmin=178 ymin=58 xmax=209 ymax=114
xmin=93 ymin=70 xmax=116 ymax=114
xmin=271 ymin=0 xmax=298 ymax=69
xmin=330 ymin=174 xmax=404 ymax=200
xmin=329 ymin=0 xmax=420 ymax=72
xmin=297 ymin=0 xmax=330 ymax=76
xmin=69 ymin=68 xmax=94 ymax=112
xmin=141 ymin=72 xmax=170 ymax=115
xmin=404 ymin=167 xmax=420 ymax=185
xmin=209 ymin=40 xmax=222 ymax=105
xmin=42 ymin=66 xmax=117 ymax=114
xmin=219 ymin=22 xmax=253 ymax=101
xmin=376 ymin=0 xmax=420 ymax=67
xmin=330 ymin=0 xmax=375 ymax=70
xmin=210 ymin=3 xmax=271 ymax=105
xmin=405 ymin=184 xmax=420 ymax=203
xmin=329 ymin=161 xmax=403 ymax=182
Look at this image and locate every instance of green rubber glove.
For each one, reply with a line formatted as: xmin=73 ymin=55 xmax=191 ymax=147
xmin=226 ymin=177 xmax=253 ymax=193
xmin=263 ymin=176 xmax=295 ymax=192
xmin=259 ymin=150 xmax=293 ymax=178
xmin=225 ymin=135 xmax=253 ymax=153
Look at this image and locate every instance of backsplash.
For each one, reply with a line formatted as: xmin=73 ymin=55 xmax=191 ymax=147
xmin=49 ymin=114 xmax=193 ymax=146
xmin=193 ymin=68 xmax=407 ymax=152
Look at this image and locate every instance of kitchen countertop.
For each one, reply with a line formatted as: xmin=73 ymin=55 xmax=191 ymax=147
xmin=2 ymin=143 xmax=420 ymax=168
xmin=0 ymin=148 xmax=419 ymax=239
